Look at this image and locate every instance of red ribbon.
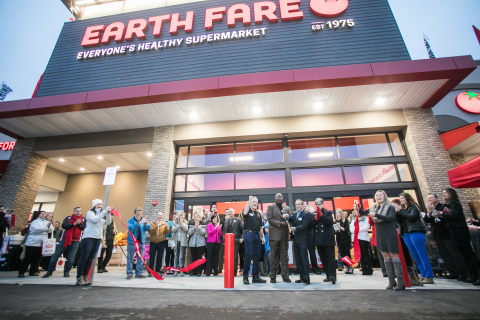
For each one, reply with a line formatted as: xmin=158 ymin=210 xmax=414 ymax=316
xmin=110 ymin=210 xmax=206 ymax=281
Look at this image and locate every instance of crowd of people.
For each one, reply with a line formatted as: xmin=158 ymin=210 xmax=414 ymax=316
xmin=3 ymin=186 xmax=480 ymax=289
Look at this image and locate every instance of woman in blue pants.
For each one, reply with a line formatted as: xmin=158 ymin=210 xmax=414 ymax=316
xmin=393 ymin=193 xmax=434 ymax=285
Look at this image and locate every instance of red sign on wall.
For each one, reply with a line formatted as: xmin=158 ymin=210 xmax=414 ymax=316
xmin=0 ymin=141 xmax=15 ymax=151
xmin=456 ymin=91 xmax=480 ymax=114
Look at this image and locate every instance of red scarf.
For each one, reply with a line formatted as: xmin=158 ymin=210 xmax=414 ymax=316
xmin=352 ymin=215 xmax=374 ymax=265
xmin=63 ymin=214 xmax=83 ymax=247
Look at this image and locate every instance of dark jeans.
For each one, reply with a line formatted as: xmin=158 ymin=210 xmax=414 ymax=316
xmin=98 ymin=241 xmax=113 ymax=270
xmin=149 ymin=241 xmax=166 ymax=272
xmin=47 ymin=241 xmax=80 ymax=274
xmin=19 ymin=246 xmax=43 ymax=275
xmin=190 ymin=246 xmax=205 ymax=275
xmin=337 ymin=237 xmax=351 ymax=267
xmin=359 ymin=240 xmax=373 ymax=273
xmin=294 ymin=240 xmax=309 ymax=281
xmin=165 ymin=244 xmax=175 ymax=268
xmin=239 ymin=242 xmax=245 ymax=270
xmin=206 ymin=242 xmax=221 ymax=276
xmin=77 ymin=238 xmax=101 ymax=278
xmin=456 ymin=245 xmax=480 ymax=278
xmin=435 ymin=237 xmax=467 ymax=277
xmin=317 ymin=245 xmax=336 ymax=280
xmin=243 ymin=231 xmax=261 ymax=278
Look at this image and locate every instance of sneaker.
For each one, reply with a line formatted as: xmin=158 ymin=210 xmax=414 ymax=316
xmin=127 ymin=275 xmax=133 ymax=280
xmin=76 ymin=277 xmax=85 ymax=286
xmin=419 ymin=277 xmax=434 ymax=284
xmin=136 ymin=275 xmax=147 ymax=279
xmin=270 ymin=278 xmax=276 ymax=283
xmin=83 ymin=275 xmax=92 ymax=286
xmin=42 ymin=272 xmax=53 ymax=278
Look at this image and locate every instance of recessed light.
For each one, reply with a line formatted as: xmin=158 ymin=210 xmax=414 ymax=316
xmin=98 ymin=156 xmax=103 ymax=159
xmin=375 ymin=98 xmax=386 ymax=105
xmin=190 ymin=111 xmax=198 ymax=118
xmin=80 ymin=167 xmax=85 ymax=171
xmin=116 ymin=166 xmax=120 ymax=168
xmin=308 ymin=152 xmax=334 ymax=158
xmin=59 ymin=159 xmax=65 ymax=162
xmin=229 ymin=156 xmax=253 ymax=161
xmin=147 ymin=152 xmax=152 ymax=156
xmin=252 ymin=107 xmax=261 ymax=114
xmin=314 ymin=103 xmax=323 ymax=110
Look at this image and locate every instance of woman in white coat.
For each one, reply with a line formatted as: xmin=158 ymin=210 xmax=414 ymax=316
xmin=19 ymin=211 xmax=54 ymax=277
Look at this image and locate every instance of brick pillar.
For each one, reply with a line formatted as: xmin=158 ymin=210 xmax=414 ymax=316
xmin=0 ymin=139 xmax=48 ymax=232
xmin=451 ymin=154 xmax=480 ymax=203
xmin=402 ymin=109 xmax=472 ymax=217
xmin=143 ymin=126 xmax=175 ymax=222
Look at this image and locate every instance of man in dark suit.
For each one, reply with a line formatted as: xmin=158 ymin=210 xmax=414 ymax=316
xmin=303 ymin=201 xmax=322 ymax=275
xmin=285 ymin=199 xmax=311 ymax=284
xmin=266 ymin=193 xmax=292 ymax=283
xmin=222 ymin=208 xmax=244 ymax=276
xmin=312 ymin=198 xmax=337 ymax=284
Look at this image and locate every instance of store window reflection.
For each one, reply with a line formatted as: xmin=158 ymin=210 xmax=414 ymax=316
xmin=186 ymin=173 xmax=234 ymax=191
xmin=236 ymin=170 xmax=286 ymax=189
xmin=235 ymin=141 xmax=283 ymax=165
xmin=188 ymin=144 xmax=234 ymax=167
xmin=344 ymin=164 xmax=398 ymax=184
xmin=291 ymin=167 xmax=344 ymax=187
xmin=388 ymin=133 xmax=405 ymax=156
xmin=289 ymin=138 xmax=339 ymax=162
xmin=177 ymin=147 xmax=188 ymax=168
xmin=175 ymin=175 xmax=186 ymax=192
xmin=397 ymin=164 xmax=413 ymax=181
xmin=338 ymin=134 xmax=391 ymax=159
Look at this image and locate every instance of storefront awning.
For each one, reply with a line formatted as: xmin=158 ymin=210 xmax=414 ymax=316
xmin=448 ymin=154 xmax=480 ymax=188
xmin=441 ymin=121 xmax=480 ymax=154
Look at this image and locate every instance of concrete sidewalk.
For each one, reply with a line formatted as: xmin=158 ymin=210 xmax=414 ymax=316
xmin=0 ymin=267 xmax=478 ymax=290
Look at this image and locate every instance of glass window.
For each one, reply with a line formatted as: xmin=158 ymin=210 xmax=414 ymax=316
xmin=188 ymin=144 xmax=234 ymax=167
xmin=388 ymin=133 xmax=405 ymax=156
xmin=291 ymin=167 xmax=344 ymax=187
xmin=397 ymin=164 xmax=413 ymax=181
xmin=344 ymin=164 xmax=398 ymax=184
xmin=177 ymin=147 xmax=188 ymax=168
xmin=235 ymin=141 xmax=283 ymax=165
xmin=288 ymin=138 xmax=339 ymax=162
xmin=186 ymin=173 xmax=234 ymax=191
xmin=236 ymin=170 xmax=286 ymax=190
xmin=338 ymin=134 xmax=391 ymax=159
xmin=403 ymin=189 xmax=420 ymax=204
xmin=174 ymin=175 xmax=186 ymax=192
xmin=174 ymin=200 xmax=185 ymax=213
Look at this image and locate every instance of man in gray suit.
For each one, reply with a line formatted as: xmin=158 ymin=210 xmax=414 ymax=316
xmin=266 ymin=193 xmax=292 ymax=283
xmin=222 ymin=208 xmax=244 ymax=276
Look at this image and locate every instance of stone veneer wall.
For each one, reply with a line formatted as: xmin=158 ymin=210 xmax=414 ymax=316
xmin=0 ymin=139 xmax=47 ymax=232
xmin=402 ymin=108 xmax=472 ymax=217
xmin=143 ymin=126 xmax=175 ymax=222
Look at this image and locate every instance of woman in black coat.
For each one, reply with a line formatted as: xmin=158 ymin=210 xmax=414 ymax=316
xmin=440 ymin=188 xmax=480 ymax=285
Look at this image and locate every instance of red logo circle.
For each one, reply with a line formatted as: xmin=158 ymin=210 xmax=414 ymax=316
xmin=310 ymin=0 xmax=349 ymax=17
xmin=455 ymin=91 xmax=480 ymax=114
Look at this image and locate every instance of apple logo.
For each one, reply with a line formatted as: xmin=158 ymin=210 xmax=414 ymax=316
xmin=310 ymin=0 xmax=349 ymax=17
xmin=456 ymin=91 xmax=480 ymax=114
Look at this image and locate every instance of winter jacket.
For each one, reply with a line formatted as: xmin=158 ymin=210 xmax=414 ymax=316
xmin=82 ymin=209 xmax=111 ymax=239
xmin=128 ymin=217 xmax=152 ymax=244
xmin=172 ymin=221 xmax=189 ymax=247
xmin=25 ymin=218 xmax=54 ymax=247
xmin=443 ymin=200 xmax=469 ymax=229
xmin=187 ymin=225 xmax=206 ymax=247
xmin=357 ymin=216 xmax=371 ymax=242
xmin=105 ymin=221 xmax=117 ymax=241
xmin=397 ymin=205 xmax=426 ymax=235
xmin=60 ymin=215 xmax=86 ymax=242
xmin=207 ymin=223 xmax=223 ymax=243
xmin=148 ymin=221 xmax=170 ymax=243
xmin=166 ymin=220 xmax=173 ymax=239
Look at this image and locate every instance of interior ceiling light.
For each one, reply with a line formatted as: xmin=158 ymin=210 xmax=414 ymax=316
xmin=59 ymin=158 xmax=65 ymax=162
xmin=308 ymin=152 xmax=334 ymax=158
xmin=252 ymin=107 xmax=261 ymax=114
xmin=314 ymin=102 xmax=323 ymax=109
xmin=229 ymin=156 xmax=253 ymax=161
xmin=190 ymin=111 xmax=198 ymax=118
xmin=80 ymin=167 xmax=85 ymax=171
xmin=375 ymin=98 xmax=386 ymax=105
xmin=147 ymin=152 xmax=152 ymax=156
xmin=116 ymin=166 xmax=120 ymax=168
xmin=98 ymin=156 xmax=103 ymax=159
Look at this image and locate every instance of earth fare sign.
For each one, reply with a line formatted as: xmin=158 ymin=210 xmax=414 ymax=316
xmin=77 ymin=0 xmax=352 ymax=60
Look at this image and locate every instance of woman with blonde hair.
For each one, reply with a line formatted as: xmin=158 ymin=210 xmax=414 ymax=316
xmin=334 ymin=209 xmax=352 ymax=274
xmin=187 ymin=212 xmax=206 ymax=276
xmin=359 ymin=190 xmax=404 ymax=290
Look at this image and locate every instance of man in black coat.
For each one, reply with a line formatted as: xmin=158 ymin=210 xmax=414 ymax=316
xmin=312 ymin=198 xmax=337 ymax=284
xmin=222 ymin=208 xmax=244 ymax=276
xmin=285 ymin=199 xmax=311 ymax=284
xmin=303 ymin=202 xmax=322 ymax=275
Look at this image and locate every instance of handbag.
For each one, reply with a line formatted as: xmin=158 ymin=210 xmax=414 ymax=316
xmin=56 ymin=255 xmax=66 ymax=271
xmin=0 ymin=237 xmax=10 ymax=256
xmin=41 ymin=233 xmax=56 ymax=257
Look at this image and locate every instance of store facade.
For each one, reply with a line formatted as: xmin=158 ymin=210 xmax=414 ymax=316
xmin=0 ymin=0 xmax=477 ymax=230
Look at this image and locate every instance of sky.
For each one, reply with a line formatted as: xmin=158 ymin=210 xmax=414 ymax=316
xmin=0 ymin=0 xmax=479 ymax=102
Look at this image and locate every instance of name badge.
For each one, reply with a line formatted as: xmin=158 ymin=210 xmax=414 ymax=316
xmin=298 ymin=218 xmax=303 ymax=221
xmin=249 ymin=213 xmax=254 ymax=216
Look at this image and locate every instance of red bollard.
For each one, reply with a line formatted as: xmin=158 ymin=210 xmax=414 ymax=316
xmin=224 ymin=233 xmax=234 ymax=288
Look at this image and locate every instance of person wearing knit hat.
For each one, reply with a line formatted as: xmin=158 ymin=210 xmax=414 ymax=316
xmin=76 ymin=198 xmax=111 ymax=286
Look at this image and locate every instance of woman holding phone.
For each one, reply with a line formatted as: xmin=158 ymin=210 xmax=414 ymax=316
xmin=358 ymin=191 xmax=404 ymax=290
